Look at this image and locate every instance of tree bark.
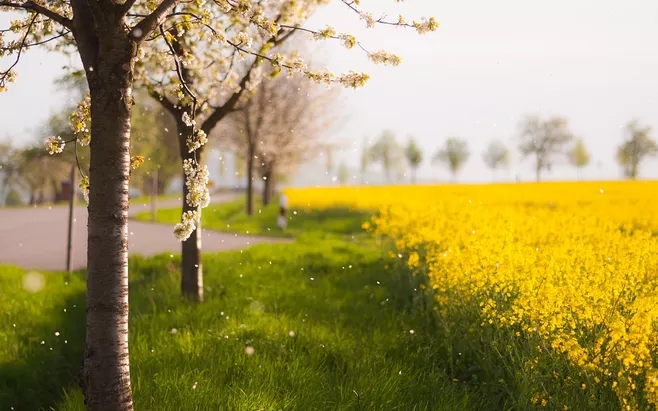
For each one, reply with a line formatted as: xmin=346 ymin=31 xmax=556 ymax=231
xmin=177 ymin=120 xmax=204 ymax=302
xmin=262 ymin=168 xmax=274 ymax=206
xmin=535 ymin=165 xmax=541 ymax=182
xmin=81 ymin=31 xmax=135 ymax=411
xmin=246 ymin=144 xmax=254 ymax=216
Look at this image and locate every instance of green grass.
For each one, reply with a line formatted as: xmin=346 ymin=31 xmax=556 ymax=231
xmin=129 ymin=193 xmax=182 ymax=205
xmin=128 ymin=188 xmax=238 ymax=206
xmin=133 ymin=196 xmax=374 ymax=241
xmin=0 ymin=239 xmax=490 ymax=411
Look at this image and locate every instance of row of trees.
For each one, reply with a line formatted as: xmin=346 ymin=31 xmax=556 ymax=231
xmin=0 ymin=71 xmax=329 ymax=209
xmin=359 ymin=116 xmax=657 ymax=183
xmin=1 ymin=1 xmax=437 ymax=408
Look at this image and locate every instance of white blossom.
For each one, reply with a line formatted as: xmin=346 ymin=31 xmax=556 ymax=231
xmin=79 ymin=175 xmax=90 ymax=204
xmin=183 ymin=159 xmax=210 ymax=209
xmin=367 ymin=50 xmax=402 ymax=66
xmin=174 ymin=210 xmax=200 ymax=241
xmin=45 ymin=136 xmax=65 ymax=155
xmin=182 ymin=111 xmax=196 ymax=127
xmin=187 ymin=129 xmax=208 ymax=153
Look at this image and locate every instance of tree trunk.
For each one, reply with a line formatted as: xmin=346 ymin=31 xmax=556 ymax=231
xmin=535 ymin=165 xmax=541 ymax=182
xmin=52 ymin=179 xmax=61 ymax=203
xmin=82 ymin=33 xmax=135 ymax=411
xmin=262 ymin=168 xmax=274 ymax=206
xmin=246 ymin=144 xmax=254 ymax=216
xmin=177 ymin=121 xmax=204 ymax=302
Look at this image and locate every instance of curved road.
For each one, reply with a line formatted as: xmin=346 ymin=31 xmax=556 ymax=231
xmin=0 ymin=194 xmax=288 ymax=271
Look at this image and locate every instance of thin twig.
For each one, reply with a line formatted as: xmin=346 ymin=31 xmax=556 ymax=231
xmin=0 ymin=14 xmax=37 ymax=89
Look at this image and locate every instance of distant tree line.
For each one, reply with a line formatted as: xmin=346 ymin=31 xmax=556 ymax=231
xmin=348 ymin=115 xmax=657 ymax=184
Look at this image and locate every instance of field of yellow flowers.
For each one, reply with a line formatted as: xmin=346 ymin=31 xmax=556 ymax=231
xmin=285 ymin=181 xmax=658 ymax=410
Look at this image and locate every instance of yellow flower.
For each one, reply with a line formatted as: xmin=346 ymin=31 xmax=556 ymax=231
xmin=281 ymin=181 xmax=658 ymax=408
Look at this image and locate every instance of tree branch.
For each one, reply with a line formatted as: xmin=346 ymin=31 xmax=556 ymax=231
xmin=0 ymin=0 xmax=72 ymax=30
xmin=118 ymin=0 xmax=138 ymax=17
xmin=0 ymin=14 xmax=36 ymax=89
xmin=199 ymin=21 xmax=293 ymax=135
xmin=200 ymin=61 xmax=256 ymax=135
xmin=129 ymin=0 xmax=180 ymax=43
xmin=159 ymin=24 xmax=197 ymax=117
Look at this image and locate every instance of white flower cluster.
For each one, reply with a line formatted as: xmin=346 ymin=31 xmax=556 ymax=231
xmin=286 ymin=58 xmax=307 ymax=77
xmin=187 ymin=129 xmax=208 ymax=153
xmin=312 ymin=26 xmax=356 ymax=50
xmin=313 ymin=25 xmax=336 ymax=40
xmin=413 ymin=17 xmax=440 ymax=35
xmin=338 ymin=71 xmax=370 ymax=88
xmin=173 ymin=109 xmax=212 ymax=241
xmin=45 ymin=136 xmax=65 ymax=155
xmin=173 ymin=159 xmax=210 ymax=241
xmin=79 ymin=175 xmax=90 ymax=204
xmin=182 ymin=111 xmax=207 ymax=152
xmin=183 ymin=159 xmax=210 ymax=209
xmin=359 ymin=11 xmax=376 ymax=28
xmin=70 ymin=94 xmax=91 ymax=146
xmin=367 ymin=50 xmax=402 ymax=66
xmin=232 ymin=32 xmax=252 ymax=48
xmin=339 ymin=34 xmax=357 ymax=49
xmin=174 ymin=210 xmax=200 ymax=241
xmin=270 ymin=53 xmax=285 ymax=67
xmin=182 ymin=111 xmax=196 ymax=127
xmin=306 ymin=69 xmax=370 ymax=89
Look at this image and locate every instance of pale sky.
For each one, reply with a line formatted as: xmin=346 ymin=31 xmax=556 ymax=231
xmin=1 ymin=0 xmax=657 ymax=184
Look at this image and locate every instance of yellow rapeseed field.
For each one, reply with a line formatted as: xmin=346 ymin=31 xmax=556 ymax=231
xmin=285 ymin=181 xmax=658 ymax=410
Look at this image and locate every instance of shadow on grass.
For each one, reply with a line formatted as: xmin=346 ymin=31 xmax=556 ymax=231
xmin=0 ymin=269 xmax=87 ymax=411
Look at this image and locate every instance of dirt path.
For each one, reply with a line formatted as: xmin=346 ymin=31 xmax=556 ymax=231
xmin=0 ymin=193 xmax=289 ymax=272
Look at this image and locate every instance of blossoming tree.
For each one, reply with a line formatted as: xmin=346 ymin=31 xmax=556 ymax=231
xmin=1 ymin=0 xmax=437 ymax=409
xmin=217 ymin=62 xmax=338 ymax=216
xmin=133 ymin=3 xmax=436 ymax=302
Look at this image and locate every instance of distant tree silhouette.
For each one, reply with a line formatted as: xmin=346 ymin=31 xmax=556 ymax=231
xmin=482 ymin=140 xmax=510 ymax=182
xmin=337 ymin=161 xmax=349 ymax=185
xmin=517 ymin=114 xmax=574 ymax=181
xmin=404 ymin=137 xmax=423 ymax=183
xmin=568 ymin=139 xmax=591 ymax=181
xmin=616 ymin=120 xmax=657 ymax=179
xmin=369 ymin=130 xmax=404 ymax=183
xmin=433 ymin=138 xmax=470 ymax=182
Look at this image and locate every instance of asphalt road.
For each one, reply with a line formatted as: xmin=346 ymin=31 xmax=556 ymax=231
xmin=0 ymin=194 xmax=288 ymax=272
